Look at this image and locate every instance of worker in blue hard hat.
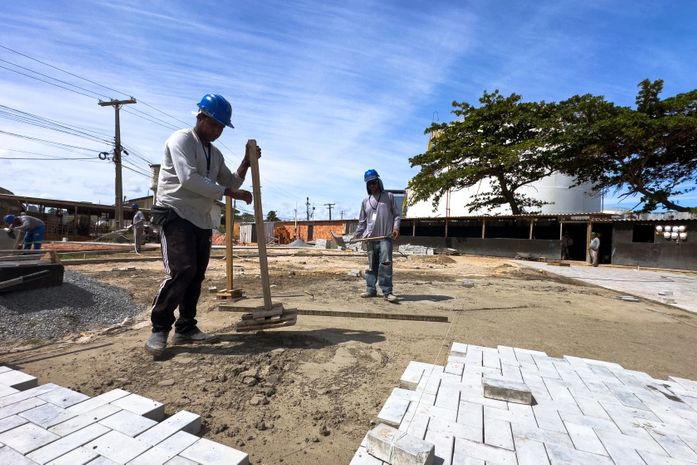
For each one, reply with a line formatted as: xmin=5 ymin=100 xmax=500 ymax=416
xmin=4 ymin=213 xmax=46 ymax=250
xmin=350 ymin=169 xmax=402 ymax=303
xmin=145 ymin=93 xmax=259 ymax=356
xmin=130 ymin=204 xmax=145 ymax=254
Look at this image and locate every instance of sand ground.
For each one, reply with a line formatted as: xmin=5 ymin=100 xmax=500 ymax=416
xmin=2 ymin=251 xmax=697 ymax=465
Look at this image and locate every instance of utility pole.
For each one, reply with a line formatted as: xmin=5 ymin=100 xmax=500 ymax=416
xmin=324 ymin=202 xmax=335 ymax=221
xmin=305 ymin=197 xmax=315 ymax=221
xmin=340 ymin=210 xmax=345 ymax=220
xmin=99 ymin=97 xmax=136 ymax=230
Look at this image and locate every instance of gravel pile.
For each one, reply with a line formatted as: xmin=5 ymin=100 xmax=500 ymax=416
xmin=0 ymin=270 xmax=144 ymax=342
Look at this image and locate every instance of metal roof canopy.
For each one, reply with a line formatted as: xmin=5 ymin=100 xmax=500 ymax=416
xmin=0 ymin=193 xmax=146 ymax=216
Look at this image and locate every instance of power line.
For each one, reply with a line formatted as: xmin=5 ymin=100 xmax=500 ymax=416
xmin=0 ymin=43 xmax=128 ymax=99
xmin=0 ymin=130 xmax=105 ymax=152
xmin=0 ymin=43 xmax=197 ymax=129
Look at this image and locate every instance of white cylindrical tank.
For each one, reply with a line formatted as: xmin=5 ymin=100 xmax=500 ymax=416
xmin=407 ymin=172 xmax=601 ymax=217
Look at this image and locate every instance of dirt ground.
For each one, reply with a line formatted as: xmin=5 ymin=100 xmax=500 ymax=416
xmin=3 ymin=250 xmax=697 ymax=465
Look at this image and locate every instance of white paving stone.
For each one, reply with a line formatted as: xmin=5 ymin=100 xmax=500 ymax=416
xmin=0 ymin=421 xmax=59 ymax=454
xmin=356 ymin=342 xmax=697 ymax=465
xmin=98 ymin=410 xmax=157 ymax=437
xmin=45 ymin=446 xmax=99 ymax=465
xmin=0 ymin=370 xmax=248 ymax=465
xmin=84 ymin=430 xmax=151 ymax=464
xmin=180 ymin=437 xmax=249 ymax=465
xmin=110 ymin=393 xmax=164 ymax=421
xmin=27 ymin=423 xmax=110 ymax=464
xmin=0 ymin=370 xmax=38 ymax=391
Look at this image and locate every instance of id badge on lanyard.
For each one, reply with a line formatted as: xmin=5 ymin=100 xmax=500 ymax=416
xmin=371 ymin=212 xmax=377 ymax=221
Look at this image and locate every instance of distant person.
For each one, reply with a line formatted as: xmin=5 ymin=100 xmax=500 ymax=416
xmin=589 ymin=232 xmax=600 ymax=267
xmin=3 ymin=213 xmax=45 ymax=250
xmin=131 ymin=204 xmax=145 ymax=253
xmin=145 ymin=93 xmax=257 ymax=356
xmin=561 ymin=232 xmax=573 ymax=260
xmin=351 ymin=169 xmax=401 ymax=302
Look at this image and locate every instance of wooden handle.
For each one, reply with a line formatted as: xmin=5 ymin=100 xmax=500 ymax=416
xmin=247 ymin=140 xmax=273 ymax=310
xmin=225 ymin=196 xmax=234 ymax=291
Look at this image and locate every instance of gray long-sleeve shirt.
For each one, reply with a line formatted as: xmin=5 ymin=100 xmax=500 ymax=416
xmin=155 ymin=128 xmax=244 ymax=229
xmin=12 ymin=215 xmax=44 ymax=232
xmin=353 ymin=192 xmax=401 ymax=239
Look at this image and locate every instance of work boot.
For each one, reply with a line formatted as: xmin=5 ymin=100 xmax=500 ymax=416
xmin=172 ymin=327 xmax=220 ymax=344
xmin=385 ymin=293 xmax=398 ymax=303
xmin=360 ymin=291 xmax=377 ymax=298
xmin=144 ymin=331 xmax=169 ymax=356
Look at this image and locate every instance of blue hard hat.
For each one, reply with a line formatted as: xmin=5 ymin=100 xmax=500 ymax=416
xmin=131 ymin=204 xmax=139 ymax=209
xmin=197 ymin=94 xmax=234 ymax=128
xmin=364 ymin=169 xmax=380 ymax=183
xmin=4 ymin=214 xmax=15 ymax=225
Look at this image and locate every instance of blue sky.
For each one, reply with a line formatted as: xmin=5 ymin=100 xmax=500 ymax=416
xmin=1 ymin=0 xmax=696 ymax=220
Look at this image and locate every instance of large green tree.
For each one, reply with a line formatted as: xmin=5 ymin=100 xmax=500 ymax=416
xmin=556 ymin=80 xmax=697 ymax=212
xmin=408 ymin=91 xmax=559 ymax=215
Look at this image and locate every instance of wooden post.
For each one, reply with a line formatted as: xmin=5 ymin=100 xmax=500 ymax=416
xmin=586 ymin=222 xmax=593 ymax=263
xmin=482 ymin=219 xmax=486 ymax=239
xmin=225 ymin=196 xmax=234 ymax=292
xmin=529 ymin=219 xmax=534 ymax=240
xmin=247 ymin=140 xmax=273 ymax=311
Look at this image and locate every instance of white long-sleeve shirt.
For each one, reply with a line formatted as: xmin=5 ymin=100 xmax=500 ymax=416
xmin=155 ymin=128 xmax=244 ymax=229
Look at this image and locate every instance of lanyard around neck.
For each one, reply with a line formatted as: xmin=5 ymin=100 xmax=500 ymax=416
xmin=200 ymin=140 xmax=211 ymax=176
xmin=369 ymin=192 xmax=382 ymax=211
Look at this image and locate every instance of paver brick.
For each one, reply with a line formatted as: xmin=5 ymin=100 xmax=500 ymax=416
xmin=0 ymin=421 xmax=59 ymax=454
xmin=180 ymin=437 xmax=249 ymax=465
xmin=37 ymin=387 xmax=89 ymax=409
xmin=0 ymin=370 xmax=38 ymax=391
xmin=0 ymin=414 xmax=28 ymax=434
xmin=366 ymin=423 xmax=435 ymax=465
xmin=563 ymin=421 xmax=607 ymax=455
xmin=99 ymin=410 xmax=157 ymax=437
xmin=377 ymin=392 xmax=411 ymax=427
xmin=0 ymin=384 xmax=60 ymax=409
xmin=44 ymin=446 xmax=99 ymax=465
xmin=349 ymin=445 xmax=386 ymax=464
xmin=19 ymin=403 xmax=77 ymax=429
xmin=67 ymin=389 xmax=131 ymax=415
xmin=483 ymin=377 xmax=533 ymax=405
xmin=48 ymin=404 xmax=121 ymax=437
xmin=127 ymin=430 xmax=199 ymax=465
xmin=452 ymin=437 xmax=517 ymax=465
xmin=136 ymin=410 xmax=200 ymax=446
xmin=483 ymin=416 xmax=513 ymax=450
xmin=0 ymin=397 xmax=46 ymax=421
xmin=514 ymin=436 xmax=550 ymax=465
xmin=424 ymin=429 xmax=454 ymax=465
xmin=84 ymin=430 xmax=151 ymax=464
xmin=545 ymin=442 xmax=613 ymax=465
xmin=0 ymin=445 xmax=40 ymax=465
xmin=27 ymin=422 xmax=110 ymax=464
xmin=0 ymin=385 xmax=19 ymax=398
xmin=164 ymin=456 xmax=198 ymax=465
xmin=110 ymin=393 xmax=164 ymax=421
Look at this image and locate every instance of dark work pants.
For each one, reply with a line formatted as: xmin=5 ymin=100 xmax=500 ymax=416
xmin=150 ymin=216 xmax=212 ymax=333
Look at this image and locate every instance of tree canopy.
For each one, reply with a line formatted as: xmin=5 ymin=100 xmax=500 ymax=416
xmin=409 ymin=81 xmax=697 ymax=214
xmin=266 ymin=210 xmax=280 ymax=221
xmin=408 ymin=91 xmax=559 ymax=215
xmin=555 ymin=80 xmax=697 ymax=212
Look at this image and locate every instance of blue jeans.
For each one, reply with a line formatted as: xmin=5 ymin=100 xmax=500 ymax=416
xmin=23 ymin=225 xmax=45 ymax=250
xmin=365 ymin=239 xmax=393 ymax=296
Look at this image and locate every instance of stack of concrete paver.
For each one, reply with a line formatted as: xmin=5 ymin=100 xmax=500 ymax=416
xmin=0 ymin=366 xmax=248 ymax=465
xmin=351 ymin=342 xmax=697 ymax=465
